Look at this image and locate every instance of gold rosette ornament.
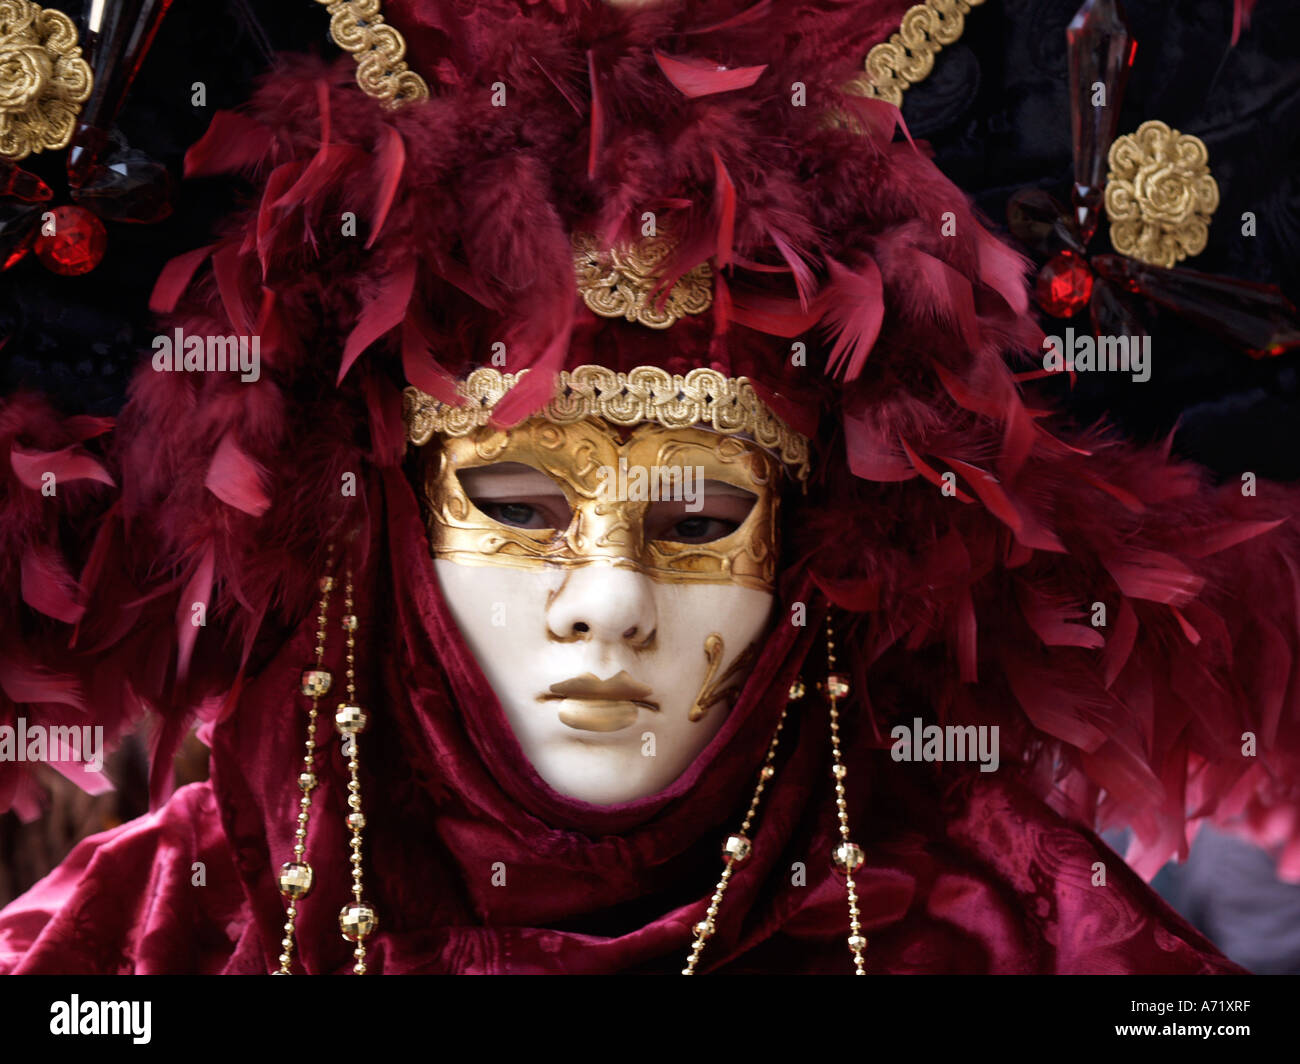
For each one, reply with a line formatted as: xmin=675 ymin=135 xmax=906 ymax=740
xmin=0 ymin=0 xmax=92 ymax=160
xmin=1104 ymin=120 xmax=1220 ymax=268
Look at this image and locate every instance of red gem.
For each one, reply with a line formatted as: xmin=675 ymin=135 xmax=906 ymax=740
xmin=1035 ymin=251 xmax=1094 ymax=318
xmin=32 ymin=206 xmax=107 ymax=276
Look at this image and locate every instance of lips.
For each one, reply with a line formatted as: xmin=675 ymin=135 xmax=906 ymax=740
xmin=540 ymin=671 xmax=658 ymax=733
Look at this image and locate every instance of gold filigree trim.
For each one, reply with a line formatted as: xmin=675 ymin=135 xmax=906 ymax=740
xmin=848 ymin=0 xmax=986 ymax=107
xmin=0 ymin=0 xmax=92 ymax=161
xmin=573 ymin=232 xmax=713 ymax=329
xmin=403 ymin=366 xmax=810 ymax=481
xmin=1104 ymin=120 xmax=1219 ymax=269
xmin=313 ymin=0 xmax=429 ymax=109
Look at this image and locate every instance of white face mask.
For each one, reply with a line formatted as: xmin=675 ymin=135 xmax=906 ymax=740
xmin=435 ymin=561 xmax=772 ymax=803
xmin=423 ymin=418 xmax=783 ymax=804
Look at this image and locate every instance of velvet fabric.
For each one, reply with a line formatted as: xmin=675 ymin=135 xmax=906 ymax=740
xmin=0 ymin=468 xmax=1242 ymax=974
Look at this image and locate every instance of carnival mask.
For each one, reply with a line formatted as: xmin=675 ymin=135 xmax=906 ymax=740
xmin=404 ymin=367 xmax=809 ymax=804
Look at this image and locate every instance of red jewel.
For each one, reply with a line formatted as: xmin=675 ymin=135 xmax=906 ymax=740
xmin=1034 ymin=250 xmax=1094 ymax=318
xmin=32 ymin=205 xmax=107 ymax=276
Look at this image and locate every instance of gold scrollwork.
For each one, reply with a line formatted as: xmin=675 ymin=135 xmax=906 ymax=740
xmin=0 ymin=0 xmax=92 ymax=160
xmin=573 ymin=231 xmax=713 ymax=329
xmin=849 ymin=0 xmax=986 ymax=107
xmin=312 ymin=0 xmax=429 ymax=109
xmin=403 ymin=366 xmax=810 ymax=482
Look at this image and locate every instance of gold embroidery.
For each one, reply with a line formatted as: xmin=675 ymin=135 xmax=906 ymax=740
xmin=403 ymin=366 xmax=810 ymax=482
xmin=573 ymin=231 xmax=713 ymax=329
xmin=849 ymin=0 xmax=987 ymax=107
xmin=312 ymin=0 xmax=429 ymax=109
xmin=0 ymin=0 xmax=91 ymax=160
xmin=1105 ymin=120 xmax=1219 ymax=268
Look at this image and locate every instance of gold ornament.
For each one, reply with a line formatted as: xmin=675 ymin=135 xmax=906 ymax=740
xmin=0 ymin=0 xmax=92 ymax=161
xmin=850 ymin=0 xmax=986 ymax=107
xmin=573 ymin=231 xmax=713 ymax=329
xmin=420 ymin=416 xmax=783 ymax=592
xmin=403 ymin=366 xmax=811 ymax=483
xmin=312 ymin=0 xmax=429 ymax=109
xmin=1104 ymin=120 xmax=1219 ymax=268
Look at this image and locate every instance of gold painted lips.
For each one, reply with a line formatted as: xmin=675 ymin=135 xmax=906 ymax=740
xmin=541 ymin=672 xmax=659 ymax=733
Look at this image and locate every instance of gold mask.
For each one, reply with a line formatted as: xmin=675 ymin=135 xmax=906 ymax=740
xmin=420 ymin=417 xmax=782 ymax=593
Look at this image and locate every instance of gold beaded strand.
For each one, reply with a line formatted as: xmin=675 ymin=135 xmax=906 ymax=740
xmin=335 ymin=566 xmax=377 ymax=972
xmin=275 ymin=544 xmax=336 ymax=975
xmin=682 ymin=687 xmax=796 ymax=975
xmin=825 ymin=615 xmax=868 ymax=975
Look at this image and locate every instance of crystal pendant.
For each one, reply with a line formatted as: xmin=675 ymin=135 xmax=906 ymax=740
xmin=300 ymin=669 xmax=332 ymax=697
xmin=1035 ymin=250 xmax=1095 ymax=318
xmin=68 ymin=0 xmax=177 ymax=187
xmin=1089 ymin=277 xmax=1147 ymax=339
xmin=1006 ymin=188 xmax=1085 ymax=257
xmin=70 ymin=141 xmax=174 ymax=224
xmin=1093 ymin=254 xmax=1300 ymax=357
xmin=0 ymin=201 xmax=43 ymax=271
xmin=339 ymin=903 xmax=378 ymax=941
xmin=0 ymin=161 xmax=53 ymax=203
xmin=1066 ymin=0 xmax=1137 ymax=245
xmin=32 ymin=206 xmax=107 ymax=276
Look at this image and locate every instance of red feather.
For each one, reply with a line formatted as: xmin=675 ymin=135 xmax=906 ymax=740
xmin=654 ymin=51 xmax=767 ymax=98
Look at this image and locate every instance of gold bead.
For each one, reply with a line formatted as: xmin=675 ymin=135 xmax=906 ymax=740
xmin=341 ymin=613 xmax=359 ymax=631
xmin=298 ymin=772 xmax=316 ymax=792
xmin=825 ymin=673 xmax=850 ymax=700
xmin=848 ymin=934 xmax=868 ymax=952
xmin=721 ymin=833 xmax=752 ymax=864
xmin=760 ymin=765 xmax=775 ymax=780
xmin=335 ymin=703 xmax=368 ymax=735
xmin=300 ymin=669 xmax=332 ymax=697
xmin=693 ymin=920 xmax=715 ymax=938
xmin=339 ymin=903 xmax=378 ymax=941
xmin=347 ymin=811 xmax=366 ymax=831
xmin=278 ymin=861 xmax=314 ymax=899
xmin=787 ymin=679 xmax=806 ymax=701
xmin=832 ymin=763 xmax=847 ymax=779
xmin=832 ymin=841 xmax=865 ymax=873
xmin=319 ymin=576 xmax=335 ymax=593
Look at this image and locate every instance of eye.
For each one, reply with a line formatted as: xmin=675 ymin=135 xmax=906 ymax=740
xmin=646 ymin=483 xmax=756 ymax=544
xmin=665 ymin=516 xmax=740 ymax=543
xmin=477 ymin=502 xmax=549 ymax=529
xmin=457 ymin=463 xmax=572 ymax=531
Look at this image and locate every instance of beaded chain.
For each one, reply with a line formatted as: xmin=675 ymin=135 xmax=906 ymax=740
xmin=683 ymin=612 xmax=868 ymax=975
xmin=273 ymin=551 xmax=377 ymax=974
